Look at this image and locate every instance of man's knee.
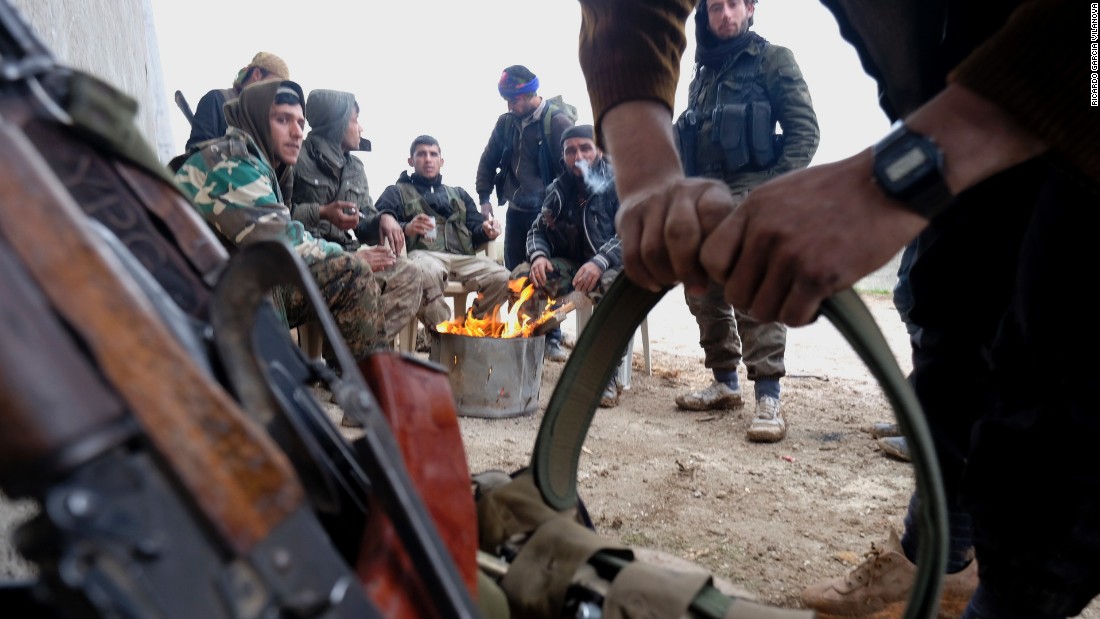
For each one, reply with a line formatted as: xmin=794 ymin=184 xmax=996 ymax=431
xmin=511 ymin=262 xmax=532 ymax=280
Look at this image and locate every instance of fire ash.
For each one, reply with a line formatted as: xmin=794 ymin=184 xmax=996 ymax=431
xmin=435 ymin=277 xmax=558 ymax=338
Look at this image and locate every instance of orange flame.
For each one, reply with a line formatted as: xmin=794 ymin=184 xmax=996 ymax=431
xmin=436 ymin=277 xmax=556 ymax=338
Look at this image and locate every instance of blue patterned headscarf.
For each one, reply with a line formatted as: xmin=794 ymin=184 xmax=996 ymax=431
xmin=497 ymin=65 xmax=539 ymax=99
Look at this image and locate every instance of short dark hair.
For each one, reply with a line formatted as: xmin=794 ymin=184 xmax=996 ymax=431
xmin=410 ymin=134 xmax=440 ymax=157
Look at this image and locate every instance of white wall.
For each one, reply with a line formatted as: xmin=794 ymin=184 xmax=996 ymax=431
xmin=9 ymin=0 xmax=174 ymax=161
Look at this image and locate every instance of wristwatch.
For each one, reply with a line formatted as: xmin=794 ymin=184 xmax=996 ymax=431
xmin=872 ymin=121 xmax=952 ymax=219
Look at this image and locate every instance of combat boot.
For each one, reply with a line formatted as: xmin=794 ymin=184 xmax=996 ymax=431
xmin=800 ymin=530 xmax=977 ymax=618
xmin=675 ymin=381 xmax=743 ymax=411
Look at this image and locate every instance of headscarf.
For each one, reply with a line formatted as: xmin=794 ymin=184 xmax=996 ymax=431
xmin=498 ymin=65 xmax=540 ymax=99
xmin=224 ymin=79 xmax=305 ymax=171
xmin=693 ymin=0 xmax=763 ymax=69
xmin=305 ymin=89 xmax=357 ymax=145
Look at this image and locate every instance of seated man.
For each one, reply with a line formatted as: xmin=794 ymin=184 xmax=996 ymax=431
xmin=187 ymin=53 xmax=289 ymax=150
xmin=290 ymin=89 xmax=451 ymax=341
xmin=376 ymin=135 xmax=509 ymax=320
xmin=511 ymin=125 xmax=625 ymax=405
xmin=174 ymin=79 xmax=413 ymax=360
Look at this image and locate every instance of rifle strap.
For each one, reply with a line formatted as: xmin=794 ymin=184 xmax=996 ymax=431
xmin=529 ymin=275 xmax=948 ymax=619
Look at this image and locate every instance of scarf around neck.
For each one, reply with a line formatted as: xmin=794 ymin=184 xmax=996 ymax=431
xmin=693 ymin=6 xmax=763 ymax=69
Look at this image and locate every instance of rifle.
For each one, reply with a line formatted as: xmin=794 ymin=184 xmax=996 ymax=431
xmin=0 ymin=116 xmax=379 ymax=618
xmin=0 ymin=1 xmax=478 ymax=616
xmin=174 ymin=89 xmax=194 ymax=126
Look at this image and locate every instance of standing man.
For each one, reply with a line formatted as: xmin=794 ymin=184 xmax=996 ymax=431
xmin=377 ymin=135 xmax=511 ymax=320
xmin=174 ymin=79 xmax=391 ymax=360
xmin=511 ymin=125 xmax=625 ymax=404
xmin=291 ymin=89 xmax=451 ymax=340
xmin=475 ymin=66 xmax=576 ymax=269
xmin=475 ymin=65 xmax=577 ymax=360
xmin=672 ymin=0 xmax=819 ymax=443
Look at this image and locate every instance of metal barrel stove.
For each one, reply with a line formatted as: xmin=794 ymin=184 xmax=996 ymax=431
xmin=429 ymin=331 xmax=545 ymax=418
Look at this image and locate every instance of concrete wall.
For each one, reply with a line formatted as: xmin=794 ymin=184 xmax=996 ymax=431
xmin=9 ymin=0 xmax=174 ymax=161
xmin=2 ymin=0 xmax=177 ymax=579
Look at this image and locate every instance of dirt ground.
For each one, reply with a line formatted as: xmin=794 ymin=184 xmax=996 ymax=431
xmin=2 ymin=288 xmax=1097 ymax=617
xmin=455 ymin=288 xmax=1100 ymax=617
xmin=459 ymin=288 xmax=921 ymax=609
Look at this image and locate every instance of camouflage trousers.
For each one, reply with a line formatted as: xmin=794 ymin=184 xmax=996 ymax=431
xmin=408 ymin=250 xmax=511 ymax=318
xmin=510 ymin=258 xmax=621 ymax=309
xmin=685 ymin=280 xmax=786 ymax=381
xmin=282 ymin=252 xmax=386 ymax=360
xmin=371 ymin=256 xmax=428 ymax=341
xmin=387 ymin=255 xmax=451 ymax=330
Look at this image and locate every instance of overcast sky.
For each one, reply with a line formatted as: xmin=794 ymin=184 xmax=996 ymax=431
xmin=152 ymin=0 xmax=889 ymax=203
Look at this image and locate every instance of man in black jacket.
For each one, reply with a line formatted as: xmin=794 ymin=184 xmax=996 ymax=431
xmin=475 ymin=65 xmax=575 ymax=271
xmin=377 ymin=135 xmax=509 ymax=320
xmin=512 ymin=125 xmax=625 ymax=402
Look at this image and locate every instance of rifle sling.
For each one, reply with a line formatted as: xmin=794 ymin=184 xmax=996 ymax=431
xmin=530 ymin=276 xmax=948 ymax=619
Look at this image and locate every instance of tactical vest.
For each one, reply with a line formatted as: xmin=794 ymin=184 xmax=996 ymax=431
xmin=674 ymin=44 xmax=781 ymax=180
xmin=395 ymin=181 xmax=474 ymax=255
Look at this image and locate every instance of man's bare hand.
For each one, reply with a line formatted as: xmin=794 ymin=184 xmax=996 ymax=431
xmin=700 ymin=151 xmax=928 ymax=326
xmin=573 ymin=262 xmax=604 ymax=293
xmin=379 ymin=213 xmax=405 ymax=254
xmin=615 ymin=176 xmax=735 ymax=294
xmin=405 ymin=213 xmax=435 ymax=237
xmin=482 ymin=217 xmax=501 ymax=240
xmin=319 ymin=200 xmax=359 ymax=230
xmin=480 ymin=201 xmax=495 ymax=219
xmin=529 ymin=256 xmax=553 ymax=288
xmin=357 ymin=245 xmax=397 ymax=272
xmin=696 ymin=84 xmax=1048 ymax=327
xmin=602 ymin=101 xmax=734 ymax=294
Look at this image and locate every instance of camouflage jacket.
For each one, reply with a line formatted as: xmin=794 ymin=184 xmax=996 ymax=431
xmin=174 ymin=126 xmax=343 ymax=266
xmin=678 ymin=36 xmax=820 ymax=194
xmin=291 ymin=133 xmax=382 ymax=251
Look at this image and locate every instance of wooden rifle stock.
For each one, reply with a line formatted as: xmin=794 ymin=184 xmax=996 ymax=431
xmin=0 ymin=238 xmax=130 ymax=488
xmin=0 ymin=120 xmax=303 ymax=556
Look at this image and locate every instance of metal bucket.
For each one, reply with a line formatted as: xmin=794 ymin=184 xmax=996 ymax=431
xmin=429 ymin=331 xmax=545 ymax=418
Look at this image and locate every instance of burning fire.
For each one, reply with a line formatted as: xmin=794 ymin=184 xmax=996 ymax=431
xmin=436 ymin=277 xmax=557 ymax=338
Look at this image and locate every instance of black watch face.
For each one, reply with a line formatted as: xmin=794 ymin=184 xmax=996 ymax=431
xmin=880 ymin=145 xmax=932 ymax=186
xmin=874 ymin=127 xmax=949 ymax=217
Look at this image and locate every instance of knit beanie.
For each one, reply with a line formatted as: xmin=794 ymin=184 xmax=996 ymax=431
xmin=224 ymin=80 xmax=304 ymax=168
xmin=561 ymin=124 xmax=595 ymax=146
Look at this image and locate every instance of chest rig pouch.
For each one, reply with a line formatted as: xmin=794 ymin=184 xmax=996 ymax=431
xmin=675 ymin=46 xmax=778 ymax=178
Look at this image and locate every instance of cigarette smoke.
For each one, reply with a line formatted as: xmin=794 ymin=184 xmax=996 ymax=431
xmin=576 ymin=158 xmax=614 ymax=195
